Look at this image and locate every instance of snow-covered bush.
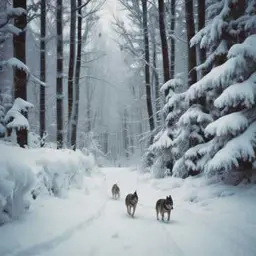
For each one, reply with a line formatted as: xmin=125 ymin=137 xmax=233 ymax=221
xmin=0 ymin=150 xmax=35 ymax=225
xmin=0 ymin=143 xmax=97 ymax=225
xmin=31 ymin=148 xmax=96 ymax=198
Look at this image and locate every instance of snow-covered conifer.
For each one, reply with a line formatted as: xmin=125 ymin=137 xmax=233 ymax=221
xmin=184 ymin=1 xmax=256 ymax=182
xmin=149 ymin=76 xmax=186 ymax=178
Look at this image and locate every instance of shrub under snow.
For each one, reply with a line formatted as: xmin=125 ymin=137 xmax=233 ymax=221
xmin=0 ymin=143 xmax=96 ymax=225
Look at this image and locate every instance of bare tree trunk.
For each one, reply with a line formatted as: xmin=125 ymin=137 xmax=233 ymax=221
xmin=142 ymin=0 xmax=155 ymax=144
xmin=170 ymin=0 xmax=176 ymax=78
xmin=149 ymin=11 xmax=161 ymax=125
xmin=71 ymin=0 xmax=82 ymax=150
xmin=152 ymin=43 xmax=161 ymax=124
xmin=185 ymin=0 xmax=197 ymax=86
xmin=158 ymin=0 xmax=170 ymax=89
xmin=40 ymin=0 xmax=46 ymax=147
xmin=56 ymin=0 xmax=64 ymax=149
xmin=13 ymin=0 xmax=27 ymax=148
xmin=67 ymin=0 xmax=76 ymax=146
xmin=197 ymin=0 xmax=206 ymax=77
xmin=123 ymin=107 xmax=129 ymax=158
xmin=86 ymin=85 xmax=91 ymax=132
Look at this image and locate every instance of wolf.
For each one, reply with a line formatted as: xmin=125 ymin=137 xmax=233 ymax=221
xmin=111 ymin=183 xmax=120 ymax=199
xmin=125 ymin=191 xmax=138 ymax=217
xmin=155 ymin=195 xmax=173 ymax=221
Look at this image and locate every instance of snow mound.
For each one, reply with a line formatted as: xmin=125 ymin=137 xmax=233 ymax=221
xmin=0 ymin=143 xmax=96 ymax=225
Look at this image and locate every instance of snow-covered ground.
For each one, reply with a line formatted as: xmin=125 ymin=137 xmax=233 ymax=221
xmin=1 ymin=167 xmax=256 ymax=256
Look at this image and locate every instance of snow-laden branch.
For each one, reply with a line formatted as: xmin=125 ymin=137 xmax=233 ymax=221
xmin=5 ymin=98 xmax=34 ymax=131
xmin=215 ymin=72 xmax=256 ymax=109
xmin=206 ymin=121 xmax=256 ymax=175
xmin=205 ymin=112 xmax=248 ymax=137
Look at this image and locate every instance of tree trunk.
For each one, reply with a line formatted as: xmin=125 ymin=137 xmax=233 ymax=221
xmin=56 ymin=0 xmax=64 ymax=149
xmin=185 ymin=0 xmax=197 ymax=86
xmin=149 ymin=11 xmax=161 ymax=125
xmin=142 ymin=0 xmax=155 ymax=144
xmin=67 ymin=0 xmax=76 ymax=146
xmin=152 ymin=43 xmax=161 ymax=124
xmin=170 ymin=0 xmax=176 ymax=78
xmin=71 ymin=0 xmax=82 ymax=150
xmin=86 ymin=87 xmax=91 ymax=133
xmin=13 ymin=0 xmax=27 ymax=148
xmin=197 ymin=0 xmax=206 ymax=77
xmin=40 ymin=0 xmax=46 ymax=147
xmin=123 ymin=107 xmax=129 ymax=158
xmin=158 ymin=0 xmax=170 ymax=89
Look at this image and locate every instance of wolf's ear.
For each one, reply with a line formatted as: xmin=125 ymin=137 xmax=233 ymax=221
xmin=166 ymin=196 xmax=168 ymax=200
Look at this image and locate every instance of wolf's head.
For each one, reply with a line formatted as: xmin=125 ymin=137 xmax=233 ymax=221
xmin=131 ymin=191 xmax=138 ymax=204
xmin=165 ymin=195 xmax=173 ymax=210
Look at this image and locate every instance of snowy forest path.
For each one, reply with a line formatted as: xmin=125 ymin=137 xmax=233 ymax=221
xmin=1 ymin=167 xmax=256 ymax=256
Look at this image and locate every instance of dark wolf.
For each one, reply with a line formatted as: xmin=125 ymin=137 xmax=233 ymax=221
xmin=156 ymin=195 xmax=173 ymax=221
xmin=125 ymin=191 xmax=138 ymax=217
xmin=111 ymin=183 xmax=120 ymax=199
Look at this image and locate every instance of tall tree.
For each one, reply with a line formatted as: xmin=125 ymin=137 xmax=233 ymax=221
xmin=142 ymin=0 xmax=155 ymax=144
xmin=67 ymin=0 xmax=76 ymax=146
xmin=13 ymin=0 xmax=27 ymax=148
xmin=197 ymin=0 xmax=206 ymax=77
xmin=56 ymin=0 xmax=64 ymax=149
xmin=40 ymin=0 xmax=46 ymax=147
xmin=185 ymin=0 xmax=197 ymax=86
xmin=158 ymin=0 xmax=170 ymax=88
xmin=148 ymin=6 xmax=160 ymax=124
xmin=71 ymin=0 xmax=82 ymax=150
xmin=170 ymin=0 xmax=176 ymax=78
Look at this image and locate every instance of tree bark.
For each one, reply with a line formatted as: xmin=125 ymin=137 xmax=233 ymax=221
xmin=197 ymin=0 xmax=206 ymax=77
xmin=71 ymin=0 xmax=82 ymax=150
xmin=170 ymin=0 xmax=176 ymax=78
xmin=13 ymin=0 xmax=27 ymax=148
xmin=149 ymin=11 xmax=161 ymax=125
xmin=158 ymin=0 xmax=170 ymax=88
xmin=56 ymin=0 xmax=63 ymax=149
xmin=67 ymin=0 xmax=76 ymax=146
xmin=152 ymin=42 xmax=161 ymax=124
xmin=123 ymin=107 xmax=129 ymax=158
xmin=142 ymin=0 xmax=155 ymax=144
xmin=185 ymin=0 xmax=197 ymax=86
xmin=40 ymin=0 xmax=46 ymax=147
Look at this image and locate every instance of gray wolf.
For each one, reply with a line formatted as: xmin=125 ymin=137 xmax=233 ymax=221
xmin=155 ymin=195 xmax=173 ymax=221
xmin=111 ymin=183 xmax=120 ymax=199
xmin=125 ymin=191 xmax=138 ymax=217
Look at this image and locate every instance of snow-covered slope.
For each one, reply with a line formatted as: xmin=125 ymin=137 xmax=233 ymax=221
xmin=0 ymin=167 xmax=255 ymax=256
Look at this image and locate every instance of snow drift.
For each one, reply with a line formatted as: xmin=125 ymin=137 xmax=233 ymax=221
xmin=0 ymin=143 xmax=96 ymax=225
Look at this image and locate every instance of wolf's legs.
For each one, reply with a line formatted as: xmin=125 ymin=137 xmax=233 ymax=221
xmin=161 ymin=213 xmax=164 ymax=221
xmin=132 ymin=205 xmax=136 ymax=217
xmin=127 ymin=205 xmax=131 ymax=215
xmin=167 ymin=211 xmax=170 ymax=221
xmin=156 ymin=210 xmax=159 ymax=220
